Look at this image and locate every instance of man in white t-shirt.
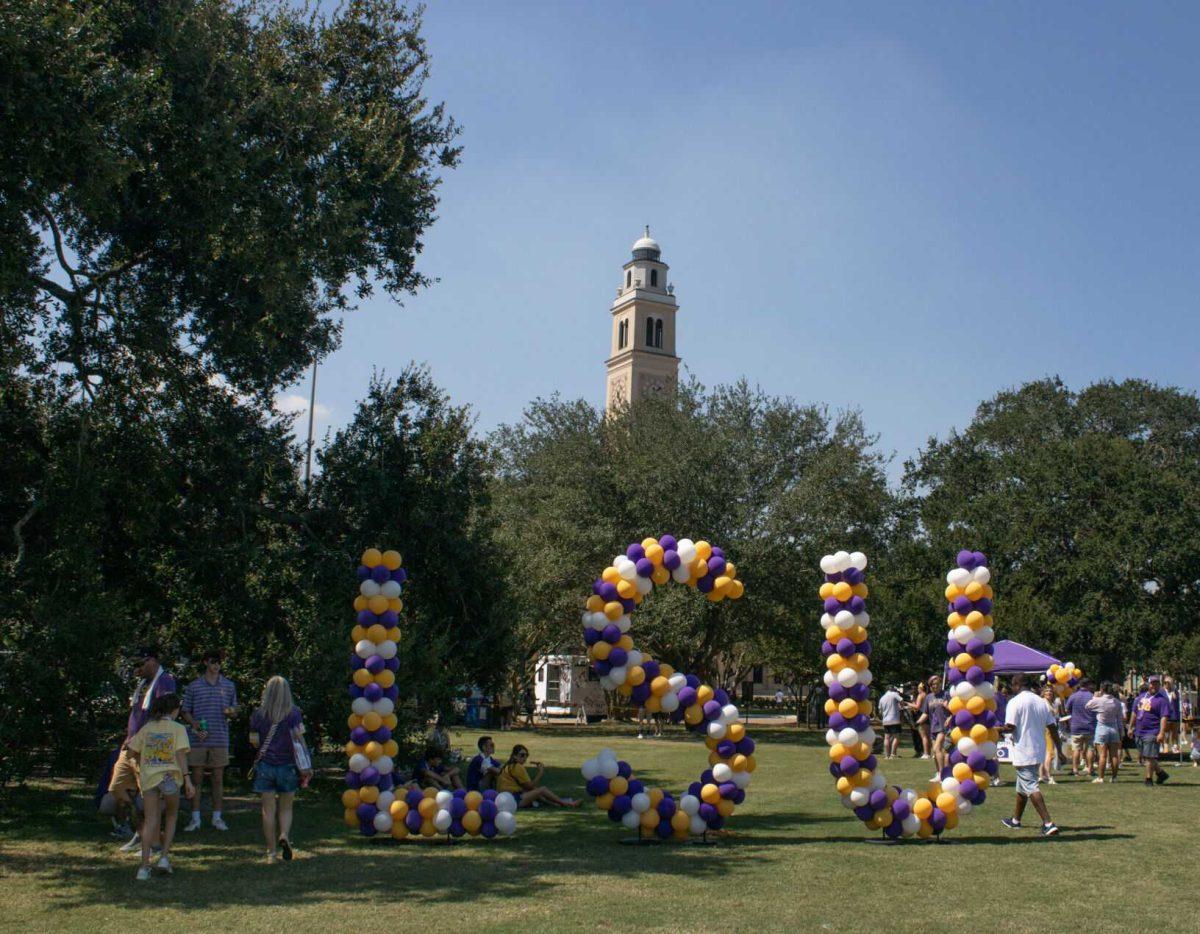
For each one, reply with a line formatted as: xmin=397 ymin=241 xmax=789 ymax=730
xmin=877 ymin=687 xmax=903 ymax=760
xmin=1000 ymin=673 xmax=1063 ymax=836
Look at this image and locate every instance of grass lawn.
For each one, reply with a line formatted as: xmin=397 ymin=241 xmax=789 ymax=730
xmin=2 ymin=725 xmax=1195 ymax=932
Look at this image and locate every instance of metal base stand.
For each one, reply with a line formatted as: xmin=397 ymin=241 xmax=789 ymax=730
xmin=688 ymin=830 xmax=719 ymax=846
xmin=619 ymin=827 xmax=661 ymax=846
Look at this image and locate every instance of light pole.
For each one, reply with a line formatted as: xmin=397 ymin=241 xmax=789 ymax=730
xmin=304 ymin=358 xmax=317 ymax=493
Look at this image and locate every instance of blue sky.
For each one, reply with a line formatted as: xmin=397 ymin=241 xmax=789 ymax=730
xmin=288 ymin=1 xmax=1200 ymax=478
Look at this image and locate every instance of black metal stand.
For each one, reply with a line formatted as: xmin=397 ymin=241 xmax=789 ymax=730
xmin=619 ymin=825 xmax=660 ymax=846
xmin=688 ymin=830 xmax=719 ymax=846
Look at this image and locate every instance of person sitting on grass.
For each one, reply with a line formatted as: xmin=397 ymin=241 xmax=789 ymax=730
xmin=466 ymin=736 xmax=502 ymax=791
xmin=126 ymin=692 xmax=194 ymax=880
xmin=417 ymin=747 xmax=463 ymax=790
xmin=496 ymin=744 xmax=580 ymax=808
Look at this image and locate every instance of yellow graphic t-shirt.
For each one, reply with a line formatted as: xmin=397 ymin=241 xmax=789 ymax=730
xmin=128 ymin=719 xmax=190 ymax=791
xmin=497 ymin=763 xmax=530 ymax=794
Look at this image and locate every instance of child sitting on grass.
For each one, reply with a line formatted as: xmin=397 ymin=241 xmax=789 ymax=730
xmin=127 ymin=692 xmax=194 ymax=881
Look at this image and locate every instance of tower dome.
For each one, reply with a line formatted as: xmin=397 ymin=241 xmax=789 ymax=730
xmin=631 ymin=225 xmax=660 ymax=259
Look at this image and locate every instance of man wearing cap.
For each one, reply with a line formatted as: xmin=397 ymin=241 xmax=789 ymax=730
xmin=109 ymin=646 xmax=176 ymax=852
xmin=1128 ymin=676 xmax=1170 ymax=786
xmin=181 ymin=649 xmax=239 ymax=831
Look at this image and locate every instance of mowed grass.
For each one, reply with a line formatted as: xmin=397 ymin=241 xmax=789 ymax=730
xmin=1 ymin=725 xmax=1196 ymax=933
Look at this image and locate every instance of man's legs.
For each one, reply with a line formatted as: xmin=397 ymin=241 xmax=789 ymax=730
xmin=186 ymin=765 xmax=206 ymax=828
xmin=211 ymin=766 xmax=226 ymax=825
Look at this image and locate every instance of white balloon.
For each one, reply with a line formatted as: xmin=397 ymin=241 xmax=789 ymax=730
xmin=707 ymin=721 xmax=727 ymax=740
xmin=373 ymin=811 xmax=393 ymax=832
xmin=957 ymin=799 xmax=973 ymax=816
xmin=820 ymin=613 xmax=835 ymax=628
xmin=840 ymin=793 xmax=855 ymax=809
xmin=689 ymin=814 xmax=709 ymax=835
xmin=348 ymin=753 xmax=368 ymax=773
xmin=660 ymin=692 xmax=680 ymax=712
xmin=971 ymin=566 xmax=991 ymax=585
xmin=359 ymin=580 xmax=381 ymax=598
xmin=953 ymin=625 xmax=973 ymax=644
xmin=617 ymin=558 xmax=638 ymax=581
xmin=608 ymin=666 xmax=627 ymax=686
xmin=825 ymin=729 xmax=839 ymax=746
xmin=668 ymin=674 xmax=688 ymax=690
xmin=373 ymin=697 xmax=394 ymax=715
xmin=355 ymin=639 xmax=375 ymax=659
xmin=625 ymin=650 xmax=643 ymax=668
xmin=947 ymin=568 xmax=971 ymax=588
xmin=836 ymin=667 xmax=859 ymax=688
xmin=581 ymin=611 xmax=594 ymax=629
xmin=837 ymin=727 xmax=860 ymax=747
xmin=823 ymin=669 xmax=838 ymax=687
xmin=377 ymin=790 xmax=395 ymax=811
xmin=819 ymin=554 xmax=837 ymax=574
xmin=677 ymin=539 xmax=697 ymax=563
xmin=834 ymin=610 xmax=855 ymax=628
xmin=671 ymin=564 xmax=691 ymax=583
xmin=630 ymin=792 xmax=651 ymax=813
xmin=374 ymin=756 xmax=393 ymax=774
xmin=598 ymin=748 xmax=616 ymax=762
xmin=859 ymin=727 xmax=877 ymax=747
xmin=380 ymin=580 xmax=402 ymax=599
xmin=977 ymin=682 xmax=996 ymax=700
xmin=719 ymin=703 xmax=740 ymax=725
xmin=976 ymin=626 xmax=995 ymax=645
xmin=351 ymin=697 xmax=371 ymax=715
xmin=940 ymin=777 xmax=960 ymax=795
xmin=599 ymin=758 xmax=619 ymax=779
xmin=849 ymin=787 xmax=870 ymax=807
xmin=599 ymin=675 xmax=615 ymax=690
xmin=849 ymin=551 xmax=868 ymax=571
xmin=731 ymin=770 xmax=751 ymax=789
xmin=957 ymin=737 xmax=978 ymax=755
xmin=495 ymin=810 xmax=517 ymax=836
xmin=433 ymin=809 xmax=452 ymax=833
xmin=868 ymin=772 xmax=886 ymax=791
xmin=621 ymin=810 xmax=640 ymax=829
xmin=680 ymin=794 xmax=700 ymax=816
xmin=855 ymin=612 xmax=870 ymax=628
xmin=712 ymin=763 xmax=733 ymax=783
xmin=635 ymin=576 xmax=653 ymax=595
xmin=581 ymin=758 xmax=600 ymax=780
xmin=902 ymin=789 xmax=919 ymax=805
xmin=832 ymin=550 xmax=851 ymax=572
xmin=978 ymin=741 xmax=998 ymax=758
xmin=377 ymin=639 xmax=397 ymax=660
xmin=901 ymin=814 xmax=921 ymax=835
xmin=435 ymin=790 xmax=453 ymax=807
xmin=858 ymin=669 xmax=874 ymax=687
xmin=616 ymin=615 xmax=632 ymax=633
xmin=495 ymin=792 xmax=518 ymax=814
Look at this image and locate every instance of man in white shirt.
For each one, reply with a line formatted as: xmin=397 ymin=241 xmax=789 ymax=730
xmin=1000 ymin=673 xmax=1063 ymax=836
xmin=877 ymin=687 xmax=903 ymax=759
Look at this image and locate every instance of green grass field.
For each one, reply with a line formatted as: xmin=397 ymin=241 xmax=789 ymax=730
xmin=2 ymin=725 xmax=1195 ymax=932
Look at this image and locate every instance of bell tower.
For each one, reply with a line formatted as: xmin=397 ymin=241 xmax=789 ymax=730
xmin=605 ymin=227 xmax=680 ymax=410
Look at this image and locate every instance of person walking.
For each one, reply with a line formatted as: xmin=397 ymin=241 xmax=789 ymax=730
xmin=1000 ymin=673 xmax=1063 ymax=836
xmin=1086 ymin=682 xmax=1124 ymax=783
xmin=181 ymin=649 xmax=238 ymax=832
xmin=1163 ymin=677 xmax=1181 ymax=756
xmin=126 ymin=692 xmax=194 ymax=880
xmin=249 ymin=676 xmax=308 ymax=863
xmin=919 ymin=675 xmax=948 ymax=778
xmin=1064 ymin=678 xmax=1097 ymax=778
xmin=1038 ymin=685 xmax=1060 ymax=784
xmin=909 ymin=681 xmax=931 ymax=759
xmin=109 ymin=646 xmax=176 ymax=853
xmin=1128 ymin=676 xmax=1171 ymax=786
xmin=877 ymin=685 xmax=903 ymax=759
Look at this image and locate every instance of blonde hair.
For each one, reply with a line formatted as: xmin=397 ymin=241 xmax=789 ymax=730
xmin=258 ymin=675 xmax=294 ymax=724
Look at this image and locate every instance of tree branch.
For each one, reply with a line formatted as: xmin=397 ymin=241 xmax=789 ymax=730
xmin=12 ymin=500 xmax=41 ymax=567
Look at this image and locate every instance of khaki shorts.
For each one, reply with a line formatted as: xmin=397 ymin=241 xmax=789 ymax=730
xmin=188 ymin=746 xmax=230 ymax=768
xmin=108 ymin=747 xmax=139 ymax=795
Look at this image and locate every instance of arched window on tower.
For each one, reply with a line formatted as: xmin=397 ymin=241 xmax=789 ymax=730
xmin=626 ymin=270 xmax=631 ymax=288
xmin=618 ymin=319 xmax=627 ymax=349
xmin=650 ymin=269 xmax=658 ymax=287
xmin=654 ymin=318 xmax=663 ymax=349
xmin=645 ymin=317 xmax=654 ymax=347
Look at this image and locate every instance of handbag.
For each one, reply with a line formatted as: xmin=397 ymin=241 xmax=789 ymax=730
xmin=292 ymin=734 xmax=313 ymax=788
xmin=247 ymin=719 xmax=282 ymax=781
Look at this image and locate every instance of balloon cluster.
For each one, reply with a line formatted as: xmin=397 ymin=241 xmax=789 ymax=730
xmin=1046 ymin=661 xmax=1083 ymax=699
xmin=342 ymin=548 xmax=406 ymax=837
xmin=581 ymin=536 xmax=754 ymax=837
xmin=821 ymin=549 xmax=999 ymax=839
xmin=581 ymin=748 xmax=738 ymax=839
xmin=381 ymin=788 xmax=518 ymax=840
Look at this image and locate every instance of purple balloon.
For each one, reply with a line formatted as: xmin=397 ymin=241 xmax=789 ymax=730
xmin=642 ymin=660 xmax=660 ymax=678
xmin=359 ymin=767 xmax=379 ymax=786
xmin=718 ymin=782 xmax=737 ymax=799
xmin=405 ymin=788 xmax=423 ymax=807
xmin=663 ymin=549 xmax=681 ymax=570
xmin=374 ymin=726 xmax=392 ymax=743
xmin=966 ymin=665 xmax=985 ymax=685
xmin=976 ymin=598 xmax=994 ymax=615
xmin=478 ymin=801 xmax=498 ymax=821
xmin=602 ymin=624 xmax=622 ymax=644
xmin=379 ymin=610 xmax=399 ymax=627
xmin=364 ymin=683 xmax=383 ymax=702
xmin=707 ymin=556 xmax=727 ymax=576
xmin=593 ymin=660 xmax=611 ymax=676
xmin=599 ymin=582 xmax=619 ymax=602
xmin=828 ymin=683 xmax=847 ymax=702
xmin=847 ymin=595 xmax=866 ymax=614
xmin=947 ymin=668 xmax=964 ymax=685
xmin=481 ymin=821 xmax=497 ymax=839
xmin=736 ymin=737 xmax=755 ymax=755
xmin=586 ymin=776 xmax=608 ymax=796
xmin=383 ymin=686 xmax=399 ymax=702
xmin=355 ymin=802 xmax=377 ymax=822
xmin=858 ymin=640 xmax=872 ymax=656
xmin=854 ymin=805 xmax=875 ymax=822
xmin=350 ymin=726 xmax=369 ymax=745
xmin=946 ymin=640 xmax=963 ymax=656
xmin=849 ymin=683 xmax=870 ymax=701
xmin=711 ymin=546 xmax=725 ymax=559
xmin=697 ymin=575 xmax=714 ymax=593
xmin=891 ymin=799 xmax=911 ymax=820
xmin=350 ymin=654 xmax=365 ymax=670
xmin=365 ymin=654 xmax=384 ymax=674
xmin=714 ymin=689 xmax=730 ymax=705
xmin=953 ymin=595 xmax=973 ymax=614
xmin=392 ymin=567 xmax=407 ymax=584
xmin=828 ymin=712 xmax=847 ymax=731
xmin=620 ymin=598 xmax=636 ymax=613
xmin=851 ymin=714 xmax=870 ymax=732
xmin=824 ymin=597 xmax=842 ymax=614
xmin=840 ymin=755 xmax=860 ymax=776
xmin=930 ymin=808 xmax=947 ymax=832
xmin=868 ymin=789 xmax=888 ymax=811
xmin=677 ymin=686 xmax=698 ymax=708
xmin=405 ymin=810 xmax=423 ymax=832
xmin=837 ymin=638 xmax=856 ymax=657
xmin=884 ymin=820 xmax=904 ymax=838
xmin=611 ymin=794 xmax=632 ymax=815
xmin=630 ymin=683 xmax=651 ymax=704
xmin=345 ymin=770 xmax=362 ymax=789
xmin=583 ymin=628 xmax=601 ymax=646
xmin=702 ymin=700 xmax=722 ymax=720
xmin=371 ymin=564 xmax=391 ymax=584
xmin=617 ymin=760 xmax=632 ymax=778
xmin=862 ymin=754 xmax=878 ymax=772
xmin=954 ymin=710 xmax=974 ymax=729
xmin=659 ymin=535 xmax=679 ymax=553
xmin=608 ymin=648 xmax=628 ymax=668
xmin=957 ymin=549 xmax=975 ymax=569
xmin=972 ymin=551 xmax=987 ymax=567
xmin=685 ymin=674 xmax=701 ymax=688
xmin=384 ymin=657 xmax=399 ymax=672
xmin=843 ymin=567 xmax=862 ymax=585
xmin=627 ymin=543 xmax=646 ymax=561
xmin=965 ymin=639 xmax=985 ymax=657
xmin=449 ymin=798 xmax=467 ymax=818
xmin=821 ymin=640 xmax=835 ymax=657
xmin=356 ymin=565 xmax=371 ymax=581
xmin=657 ymin=796 xmax=677 ymax=817
xmin=635 ymin=557 xmax=654 ymax=577
xmin=356 ymin=609 xmax=376 ymax=626
xmin=698 ymin=803 xmax=717 ymax=822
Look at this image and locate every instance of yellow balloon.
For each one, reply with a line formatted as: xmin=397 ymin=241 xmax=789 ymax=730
xmin=695 ymin=540 xmax=713 ymax=562
xmin=726 ymin=723 xmax=745 ymax=742
xmin=362 ymin=711 xmax=382 ymax=732
xmin=700 ymin=783 xmax=721 ymax=804
xmin=420 ymin=819 xmax=437 ymax=837
xmin=935 ymin=792 xmax=958 ymax=813
xmin=913 ymin=798 xmax=933 ymax=820
xmin=352 ymin=668 xmax=373 ymax=688
xmin=368 ymin=595 xmax=389 ymax=615
xmin=390 ymin=800 xmax=409 ymax=819
xmin=671 ymin=810 xmax=691 ymax=831
xmin=604 ymin=602 xmax=623 ymax=621
xmin=640 ymin=809 xmax=659 ymax=829
xmin=595 ymin=792 xmax=614 ymax=810
xmin=382 ymin=740 xmax=398 ymax=757
xmin=361 ymin=548 xmax=383 ymax=567
xmin=417 ymin=797 xmax=437 ymax=819
xmin=344 ymin=808 xmax=359 ymax=828
xmin=359 ymin=785 xmax=379 ymax=804
xmin=602 ymin=567 xmax=621 ymax=584
xmin=382 ymin=549 xmax=402 ymax=570
xmin=586 ymin=595 xmax=605 ymax=612
xmin=342 ymin=789 xmax=360 ymax=809
xmin=375 ymin=669 xmax=396 ymax=688
xmin=462 ymin=811 xmax=482 ymax=834
xmin=833 ymin=582 xmax=853 ymax=602
xmin=608 ymin=776 xmax=629 ymax=796
xmin=390 ymin=821 xmax=409 ymax=840
xmin=651 ymin=566 xmax=670 ymax=585
xmin=627 ymin=666 xmax=646 ymax=686
xmin=351 ymin=625 xmax=367 ymax=643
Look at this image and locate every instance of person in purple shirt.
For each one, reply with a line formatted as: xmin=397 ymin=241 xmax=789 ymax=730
xmin=108 ymin=645 xmax=177 ymax=851
xmin=1064 ymin=679 xmax=1097 ymax=779
xmin=249 ymin=675 xmax=307 ymax=862
xmin=1127 ymin=676 xmax=1170 ymax=786
xmin=918 ymin=674 xmax=949 ymax=779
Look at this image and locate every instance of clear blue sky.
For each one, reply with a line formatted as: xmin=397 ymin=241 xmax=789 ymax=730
xmin=290 ymin=1 xmax=1200 ymax=479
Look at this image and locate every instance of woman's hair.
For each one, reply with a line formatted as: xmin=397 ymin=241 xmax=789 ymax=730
xmin=149 ymin=692 xmax=181 ymax=720
xmin=508 ymin=744 xmax=528 ymax=765
xmin=258 ymin=675 xmax=294 ymax=724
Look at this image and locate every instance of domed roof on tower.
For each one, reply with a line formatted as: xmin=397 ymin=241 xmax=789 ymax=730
xmin=631 ymin=225 xmax=661 ymax=259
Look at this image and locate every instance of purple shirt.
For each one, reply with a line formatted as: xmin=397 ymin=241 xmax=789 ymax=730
xmin=1065 ymin=690 xmax=1096 ymax=735
xmin=250 ymin=706 xmax=303 ymax=765
xmin=921 ymin=691 xmax=948 ymax=734
xmin=125 ymin=669 xmax=177 ymax=741
xmin=1133 ymin=691 xmax=1171 ymax=737
xmin=182 ymin=674 xmax=238 ymax=748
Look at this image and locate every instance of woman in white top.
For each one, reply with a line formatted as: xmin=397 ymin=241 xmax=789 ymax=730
xmin=1086 ymin=682 xmax=1124 ymax=783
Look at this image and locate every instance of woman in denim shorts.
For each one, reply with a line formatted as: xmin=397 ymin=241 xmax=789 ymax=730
xmin=1087 ymin=682 xmax=1125 ymax=783
xmin=249 ymin=676 xmax=307 ymax=862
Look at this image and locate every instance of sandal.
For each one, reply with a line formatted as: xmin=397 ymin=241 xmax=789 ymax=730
xmin=278 ymin=837 xmax=293 ymax=861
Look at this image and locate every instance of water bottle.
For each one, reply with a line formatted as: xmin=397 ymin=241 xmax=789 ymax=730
xmin=199 ymin=718 xmax=208 ymax=733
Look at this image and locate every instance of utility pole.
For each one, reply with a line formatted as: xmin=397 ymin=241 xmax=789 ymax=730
xmin=304 ymin=358 xmax=318 ymax=493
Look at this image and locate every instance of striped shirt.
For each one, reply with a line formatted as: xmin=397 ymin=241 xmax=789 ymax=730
xmin=182 ymin=674 xmax=238 ymax=749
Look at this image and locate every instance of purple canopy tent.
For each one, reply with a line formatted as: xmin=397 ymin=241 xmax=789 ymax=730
xmin=990 ymin=640 xmax=1061 ymax=675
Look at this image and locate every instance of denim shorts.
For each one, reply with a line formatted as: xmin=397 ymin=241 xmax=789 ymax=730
xmin=1014 ymin=765 xmax=1040 ymax=796
xmin=1094 ymin=724 xmax=1121 ymax=745
xmin=253 ymin=761 xmax=300 ymax=794
xmin=1136 ymin=737 xmax=1160 ymax=759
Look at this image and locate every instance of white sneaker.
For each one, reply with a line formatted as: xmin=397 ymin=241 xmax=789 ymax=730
xmin=155 ymin=854 xmax=172 ymax=874
xmin=183 ymin=816 xmax=201 ymax=832
xmin=212 ymin=816 xmax=228 ymax=831
xmin=119 ymin=833 xmax=142 ymax=853
xmin=1091 ymin=777 xmax=1104 ymax=784
xmin=135 ymin=866 xmax=152 ymax=882
xmin=637 ymin=734 xmax=643 ymax=739
xmin=919 ymin=754 xmax=931 ymax=760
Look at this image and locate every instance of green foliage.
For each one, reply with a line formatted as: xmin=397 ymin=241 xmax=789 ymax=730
xmin=905 ymin=377 xmax=1200 ymax=679
xmin=490 ymin=379 xmax=896 ymax=693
